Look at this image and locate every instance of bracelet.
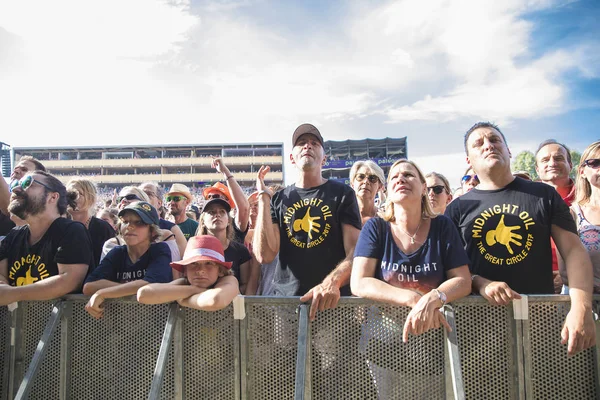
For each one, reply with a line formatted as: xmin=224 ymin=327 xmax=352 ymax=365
xmin=257 ymin=190 xmax=272 ymax=199
xmin=471 ymin=274 xmax=479 ymax=281
xmin=225 ymin=175 xmax=234 ymax=180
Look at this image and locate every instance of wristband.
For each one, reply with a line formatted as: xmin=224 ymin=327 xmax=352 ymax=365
xmin=471 ymin=274 xmax=479 ymax=281
xmin=225 ymin=175 xmax=234 ymax=180
xmin=257 ymin=190 xmax=272 ymax=199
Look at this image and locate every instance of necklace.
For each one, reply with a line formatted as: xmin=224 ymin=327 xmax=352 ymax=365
xmin=396 ymin=217 xmax=423 ymax=244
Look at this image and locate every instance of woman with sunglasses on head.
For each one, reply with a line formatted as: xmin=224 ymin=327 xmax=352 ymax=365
xmin=83 ymin=202 xmax=173 ymax=319
xmin=425 ymin=172 xmax=453 ymax=214
xmin=349 ymin=160 xmax=386 ymax=225
xmin=195 ymin=198 xmax=257 ymax=295
xmin=66 ymin=178 xmax=115 ymax=268
xmin=101 ymin=187 xmax=180 ymax=263
xmin=351 ymin=159 xmax=471 ymax=397
xmin=558 ymin=141 xmax=600 ymax=294
xmin=461 ymin=167 xmax=480 ymax=194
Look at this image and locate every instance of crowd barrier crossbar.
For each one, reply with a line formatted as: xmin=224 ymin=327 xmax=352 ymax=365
xmin=0 ymin=295 xmax=599 ymax=400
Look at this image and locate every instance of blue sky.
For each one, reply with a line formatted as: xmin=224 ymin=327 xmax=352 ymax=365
xmin=0 ymin=0 xmax=598 ymax=187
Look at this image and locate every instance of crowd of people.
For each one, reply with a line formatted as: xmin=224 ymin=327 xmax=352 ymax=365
xmin=0 ymin=122 xmax=598 ymax=394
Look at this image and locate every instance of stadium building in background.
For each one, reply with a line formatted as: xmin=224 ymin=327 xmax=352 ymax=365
xmin=12 ymin=143 xmax=284 ymax=189
xmin=321 ymin=137 xmax=407 ymax=184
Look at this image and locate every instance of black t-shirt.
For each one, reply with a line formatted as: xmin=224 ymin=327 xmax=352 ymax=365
xmin=445 ymin=178 xmax=576 ymax=294
xmin=233 ymin=223 xmax=248 ymax=244
xmin=0 ymin=218 xmax=93 ymax=287
xmin=88 ymin=216 xmax=115 ymax=270
xmin=270 ymin=180 xmax=361 ymax=296
xmin=0 ymin=212 xmax=15 ymax=237
xmin=224 ymin=240 xmax=251 ymax=281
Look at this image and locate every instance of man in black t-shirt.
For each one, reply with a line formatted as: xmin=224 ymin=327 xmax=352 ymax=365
xmin=253 ymin=123 xmax=361 ymax=320
xmin=0 ymin=171 xmax=92 ymax=304
xmin=445 ymin=121 xmax=595 ymax=356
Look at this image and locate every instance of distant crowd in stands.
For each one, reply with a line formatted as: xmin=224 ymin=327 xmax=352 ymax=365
xmin=1 ymin=122 xmax=598 ymax=379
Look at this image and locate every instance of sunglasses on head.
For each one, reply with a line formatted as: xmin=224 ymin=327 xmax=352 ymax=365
xmin=166 ymin=195 xmax=185 ymax=203
xmin=9 ymin=175 xmax=53 ymax=192
xmin=355 ymin=173 xmax=380 ymax=184
xmin=583 ymin=159 xmax=600 ymax=169
xmin=117 ymin=194 xmax=141 ymax=203
xmin=461 ymin=174 xmax=479 ymax=184
xmin=207 ymin=193 xmax=225 ymax=200
xmin=427 ymin=185 xmax=447 ymax=195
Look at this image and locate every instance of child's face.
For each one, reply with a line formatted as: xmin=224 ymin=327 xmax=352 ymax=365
xmin=186 ymin=261 xmax=222 ymax=288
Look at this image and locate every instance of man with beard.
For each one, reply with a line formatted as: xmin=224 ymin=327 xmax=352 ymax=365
xmin=253 ymin=123 xmax=361 ymax=320
xmin=0 ymin=171 xmax=92 ymax=304
xmin=445 ymin=122 xmax=595 ymax=356
xmin=166 ymin=183 xmax=198 ymax=240
xmin=0 ymin=156 xmax=47 ymax=236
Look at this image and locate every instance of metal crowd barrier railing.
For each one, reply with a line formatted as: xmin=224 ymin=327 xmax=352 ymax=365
xmin=0 ymin=295 xmax=599 ymax=399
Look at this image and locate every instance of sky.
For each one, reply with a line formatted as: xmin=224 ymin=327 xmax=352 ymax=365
xmin=0 ymin=0 xmax=599 ymax=187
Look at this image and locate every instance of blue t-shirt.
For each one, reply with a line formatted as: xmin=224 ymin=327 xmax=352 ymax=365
xmin=85 ymin=242 xmax=172 ymax=284
xmin=354 ymin=216 xmax=469 ymax=294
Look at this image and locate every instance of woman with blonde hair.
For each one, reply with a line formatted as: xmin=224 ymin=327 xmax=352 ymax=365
xmin=351 ymin=159 xmax=471 ymax=397
xmin=67 ymin=178 xmax=115 ymax=267
xmin=425 ymin=172 xmax=453 ymax=215
xmin=349 ymin=160 xmax=386 ymax=225
xmin=559 ymin=140 xmax=600 ymax=294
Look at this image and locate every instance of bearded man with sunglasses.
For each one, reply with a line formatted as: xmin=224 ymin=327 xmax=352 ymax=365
xmin=0 ymin=171 xmax=93 ymax=305
xmin=166 ymin=183 xmax=198 ymax=241
xmin=445 ymin=122 xmax=595 ymax=356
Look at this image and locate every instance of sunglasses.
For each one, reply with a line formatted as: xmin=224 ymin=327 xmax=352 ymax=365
xmin=117 ymin=194 xmax=141 ymax=203
xmin=583 ymin=159 xmax=600 ymax=169
xmin=119 ymin=218 xmax=146 ymax=228
xmin=427 ymin=185 xmax=447 ymax=195
xmin=9 ymin=175 xmax=54 ymax=192
xmin=207 ymin=193 xmax=225 ymax=200
xmin=166 ymin=195 xmax=185 ymax=203
xmin=355 ymin=173 xmax=380 ymax=184
xmin=461 ymin=174 xmax=479 ymax=184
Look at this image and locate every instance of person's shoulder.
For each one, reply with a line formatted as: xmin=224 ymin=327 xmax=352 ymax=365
xmin=91 ymin=216 xmax=114 ymax=232
xmin=510 ymin=178 xmax=557 ymax=196
xmin=52 ymin=217 xmax=87 ymax=235
xmin=151 ymin=241 xmax=171 ymax=253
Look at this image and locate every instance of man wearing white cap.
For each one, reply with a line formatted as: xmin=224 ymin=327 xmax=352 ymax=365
xmin=254 ymin=123 xmax=362 ymax=320
xmin=166 ymin=183 xmax=198 ymax=241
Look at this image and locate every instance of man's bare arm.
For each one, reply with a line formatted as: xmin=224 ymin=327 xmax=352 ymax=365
xmin=252 ymin=166 xmax=280 ymax=264
xmin=0 ymin=177 xmax=10 ymax=215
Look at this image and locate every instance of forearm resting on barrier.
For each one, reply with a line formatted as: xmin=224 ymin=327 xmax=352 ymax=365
xmin=0 ymin=263 xmax=88 ymax=305
xmin=176 ymin=275 xmax=240 ymax=311
xmin=83 ymin=279 xmax=120 ymax=295
xmin=137 ymin=279 xmax=203 ymax=304
xmin=92 ymin=280 xmax=150 ymax=299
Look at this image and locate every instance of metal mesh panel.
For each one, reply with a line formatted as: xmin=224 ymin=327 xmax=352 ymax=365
xmin=528 ymin=299 xmax=597 ymax=399
xmin=0 ymin=306 xmax=9 ymax=399
xmin=21 ymin=301 xmax=61 ymax=400
xmin=454 ymin=301 xmax=516 ymax=400
xmin=181 ymin=305 xmax=235 ymax=399
xmin=245 ymin=301 xmax=299 ymax=400
xmin=69 ymin=299 xmax=170 ymax=399
xmin=312 ymin=303 xmax=446 ymax=400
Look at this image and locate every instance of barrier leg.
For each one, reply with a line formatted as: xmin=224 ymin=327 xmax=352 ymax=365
xmin=14 ymin=301 xmax=64 ymax=400
xmin=59 ymin=301 xmax=73 ymax=400
xmin=294 ymin=304 xmax=311 ymax=400
xmin=148 ymin=303 xmax=179 ymax=400
xmin=444 ymin=305 xmax=465 ymax=400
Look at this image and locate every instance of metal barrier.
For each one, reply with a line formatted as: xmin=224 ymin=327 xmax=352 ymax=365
xmin=0 ymin=295 xmax=598 ymax=399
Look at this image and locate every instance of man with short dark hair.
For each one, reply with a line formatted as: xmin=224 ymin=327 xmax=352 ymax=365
xmin=535 ymin=139 xmax=576 ymax=291
xmin=0 ymin=171 xmax=93 ymax=304
xmin=446 ymin=122 xmax=595 ymax=356
xmin=254 ymin=123 xmax=362 ymax=320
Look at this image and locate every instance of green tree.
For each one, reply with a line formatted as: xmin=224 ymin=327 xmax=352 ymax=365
xmin=570 ymin=150 xmax=581 ymax=180
xmin=512 ymin=150 xmax=538 ymax=180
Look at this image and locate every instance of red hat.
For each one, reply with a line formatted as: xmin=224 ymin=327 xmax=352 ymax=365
xmin=203 ymin=182 xmax=235 ymax=209
xmin=170 ymin=235 xmax=232 ymax=273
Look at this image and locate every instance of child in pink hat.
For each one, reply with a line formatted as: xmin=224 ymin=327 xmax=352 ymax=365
xmin=137 ymin=235 xmax=240 ymax=311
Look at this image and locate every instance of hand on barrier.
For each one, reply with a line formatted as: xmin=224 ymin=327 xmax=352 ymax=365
xmin=562 ymin=305 xmax=596 ymax=356
xmin=85 ymin=293 xmax=105 ymax=319
xmin=300 ymin=282 xmax=341 ymax=321
xmin=402 ymin=291 xmax=451 ymax=343
xmin=480 ymin=280 xmax=521 ymax=306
